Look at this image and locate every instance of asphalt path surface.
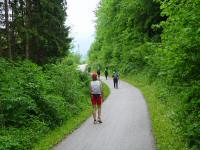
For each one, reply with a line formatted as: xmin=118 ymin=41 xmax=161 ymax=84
xmin=77 ymin=64 xmax=88 ymax=72
xmin=54 ymin=76 xmax=155 ymax=150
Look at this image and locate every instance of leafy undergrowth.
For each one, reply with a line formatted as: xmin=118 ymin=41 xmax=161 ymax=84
xmin=122 ymin=73 xmax=190 ymax=150
xmin=0 ymin=58 xmax=91 ymax=150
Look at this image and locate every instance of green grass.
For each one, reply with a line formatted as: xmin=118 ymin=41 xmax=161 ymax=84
xmin=33 ymin=83 xmax=110 ymax=150
xmin=103 ymin=82 xmax=110 ymax=100
xmin=122 ymin=74 xmax=189 ymax=150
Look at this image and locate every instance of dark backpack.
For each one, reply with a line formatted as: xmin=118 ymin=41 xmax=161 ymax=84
xmin=113 ymin=73 xmax=119 ymax=80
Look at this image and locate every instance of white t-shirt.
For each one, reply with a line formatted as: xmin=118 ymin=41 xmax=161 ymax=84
xmin=91 ymin=80 xmax=102 ymax=94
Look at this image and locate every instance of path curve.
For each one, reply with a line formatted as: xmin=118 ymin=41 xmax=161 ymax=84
xmin=54 ymin=77 xmax=155 ymax=150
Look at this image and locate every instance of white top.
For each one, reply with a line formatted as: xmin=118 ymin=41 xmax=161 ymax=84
xmin=91 ymin=80 xmax=102 ymax=95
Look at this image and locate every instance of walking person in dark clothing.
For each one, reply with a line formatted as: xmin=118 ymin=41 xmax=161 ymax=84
xmin=104 ymin=68 xmax=108 ymax=80
xmin=112 ymin=72 xmax=119 ymax=89
xmin=87 ymin=66 xmax=91 ymax=73
xmin=97 ymin=67 xmax=101 ymax=79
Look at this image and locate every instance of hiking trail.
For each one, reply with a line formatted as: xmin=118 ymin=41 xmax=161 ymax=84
xmin=54 ymin=76 xmax=155 ymax=150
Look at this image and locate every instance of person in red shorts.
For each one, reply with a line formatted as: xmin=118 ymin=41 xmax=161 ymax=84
xmin=90 ymin=73 xmax=103 ymax=124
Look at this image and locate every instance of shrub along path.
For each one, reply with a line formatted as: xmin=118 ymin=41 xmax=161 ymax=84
xmin=54 ymin=77 xmax=155 ymax=150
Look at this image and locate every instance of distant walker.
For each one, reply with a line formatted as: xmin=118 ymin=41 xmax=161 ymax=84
xmin=112 ymin=72 xmax=119 ymax=89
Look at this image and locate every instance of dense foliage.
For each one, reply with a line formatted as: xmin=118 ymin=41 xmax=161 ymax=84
xmin=89 ymin=0 xmax=200 ymax=149
xmin=0 ymin=0 xmax=92 ymax=149
xmin=0 ymin=58 xmax=90 ymax=149
xmin=0 ymin=0 xmax=71 ymax=64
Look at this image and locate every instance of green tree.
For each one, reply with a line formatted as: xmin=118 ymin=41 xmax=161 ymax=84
xmin=89 ymin=0 xmax=200 ymax=148
xmin=0 ymin=0 xmax=71 ymax=64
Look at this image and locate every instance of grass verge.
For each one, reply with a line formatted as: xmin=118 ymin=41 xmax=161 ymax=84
xmin=102 ymin=82 xmax=110 ymax=100
xmin=122 ymin=74 xmax=189 ymax=150
xmin=33 ymin=83 xmax=110 ymax=150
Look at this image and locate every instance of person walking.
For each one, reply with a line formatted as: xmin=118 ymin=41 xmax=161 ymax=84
xmin=97 ymin=67 xmax=101 ymax=79
xmin=90 ymin=73 xmax=103 ymax=124
xmin=87 ymin=66 xmax=91 ymax=73
xmin=104 ymin=68 xmax=108 ymax=80
xmin=112 ymin=71 xmax=119 ymax=89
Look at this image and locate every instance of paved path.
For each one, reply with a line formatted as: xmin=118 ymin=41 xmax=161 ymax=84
xmin=77 ymin=64 xmax=88 ymax=72
xmin=54 ymin=77 xmax=155 ymax=150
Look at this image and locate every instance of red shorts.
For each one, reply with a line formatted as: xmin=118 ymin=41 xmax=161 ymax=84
xmin=91 ymin=94 xmax=103 ymax=105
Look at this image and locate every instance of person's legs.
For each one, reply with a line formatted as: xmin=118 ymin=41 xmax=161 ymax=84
xmin=92 ymin=105 xmax=97 ymax=123
xmin=97 ymin=105 xmax=102 ymax=121
xmin=114 ymin=79 xmax=117 ymax=88
xmin=113 ymin=79 xmax=115 ymax=88
xmin=97 ymin=96 xmax=103 ymax=123
xmin=116 ymin=80 xmax=118 ymax=88
xmin=91 ymin=95 xmax=97 ymax=123
xmin=105 ymin=73 xmax=108 ymax=79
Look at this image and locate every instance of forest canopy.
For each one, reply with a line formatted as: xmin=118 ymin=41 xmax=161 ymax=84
xmin=0 ymin=0 xmax=71 ymax=64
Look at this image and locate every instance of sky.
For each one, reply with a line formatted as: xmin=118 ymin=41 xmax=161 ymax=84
xmin=66 ymin=0 xmax=100 ymax=58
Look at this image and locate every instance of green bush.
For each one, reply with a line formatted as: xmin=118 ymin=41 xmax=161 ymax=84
xmin=176 ymin=82 xmax=200 ymax=150
xmin=0 ymin=60 xmax=42 ymax=127
xmin=0 ymin=120 xmax=49 ymax=150
xmin=0 ymin=58 xmax=90 ymax=149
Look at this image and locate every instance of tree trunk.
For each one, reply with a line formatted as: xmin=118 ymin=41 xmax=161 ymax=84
xmin=4 ymin=0 xmax=12 ymax=59
xmin=25 ymin=0 xmax=31 ymax=59
xmin=25 ymin=32 xmax=29 ymax=59
xmin=10 ymin=0 xmax=16 ymax=59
